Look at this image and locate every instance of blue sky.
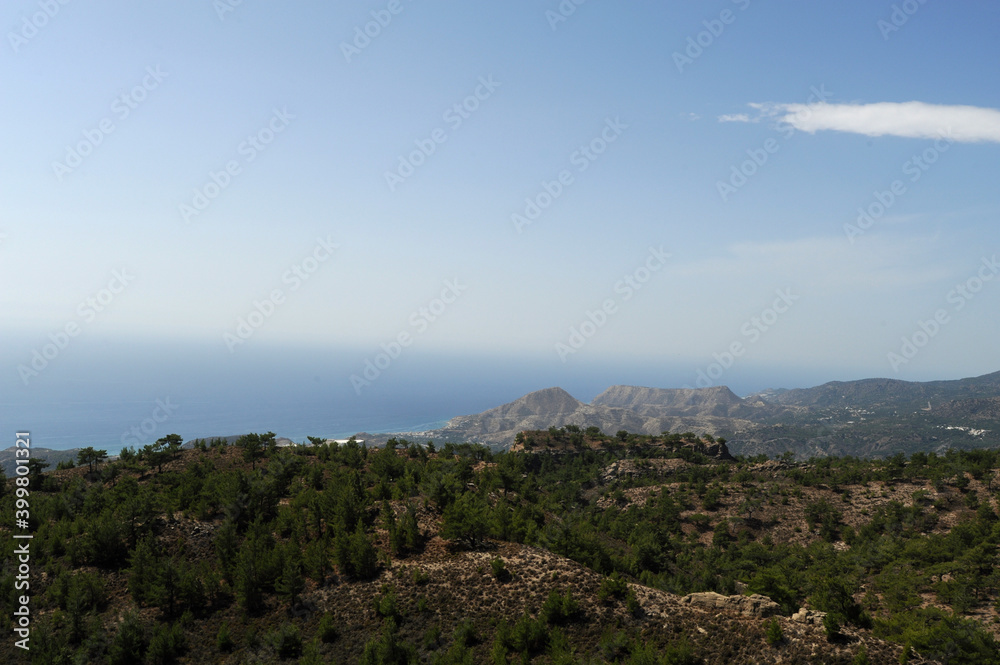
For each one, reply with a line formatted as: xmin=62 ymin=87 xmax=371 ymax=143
xmin=3 ymin=0 xmax=1000 ymax=411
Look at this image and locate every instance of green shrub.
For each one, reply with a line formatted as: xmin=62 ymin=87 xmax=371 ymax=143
xmin=216 ymin=622 xmax=234 ymax=652
xmin=598 ymin=630 xmax=629 ymax=661
xmin=765 ymin=617 xmax=783 ymax=645
xmin=317 ymin=612 xmax=338 ymax=643
xmin=361 ymin=619 xmax=416 ymax=665
xmin=268 ymin=622 xmax=303 ymax=659
xmin=375 ymin=588 xmax=400 ymax=622
xmin=423 ymin=624 xmax=442 ymax=649
xmin=540 ymin=589 xmax=581 ymax=625
xmin=490 ymin=557 xmax=508 ymax=581
xmin=107 ymin=610 xmax=147 ymax=665
xmin=453 ymin=619 xmax=479 ymax=648
xmin=147 ymin=622 xmax=185 ymax=665
xmin=626 ymin=588 xmax=641 ymax=617
xmin=598 ymin=572 xmax=629 ymax=603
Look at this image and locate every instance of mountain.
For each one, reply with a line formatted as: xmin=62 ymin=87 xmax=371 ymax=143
xmin=363 ymin=370 xmax=1000 ymax=460
xmin=757 ymin=370 xmax=1000 ymax=409
xmin=591 ymin=385 xmax=744 ymax=417
xmin=0 ymin=446 xmax=80 ymax=477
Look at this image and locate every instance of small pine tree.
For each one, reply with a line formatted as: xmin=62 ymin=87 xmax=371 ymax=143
xmin=216 ymin=623 xmax=233 ymax=652
xmin=765 ymin=617 xmax=783 ymax=645
xmin=317 ymin=612 xmax=339 ymax=643
xmin=626 ymin=588 xmax=641 ymax=617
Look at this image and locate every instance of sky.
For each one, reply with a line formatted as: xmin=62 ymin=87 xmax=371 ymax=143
xmin=3 ymin=0 xmax=1000 ymax=432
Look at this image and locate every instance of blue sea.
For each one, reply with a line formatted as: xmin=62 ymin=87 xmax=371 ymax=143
xmin=1 ymin=335 xmax=838 ymax=455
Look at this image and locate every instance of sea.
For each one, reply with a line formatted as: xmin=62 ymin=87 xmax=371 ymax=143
xmin=1 ymin=335 xmax=834 ymax=455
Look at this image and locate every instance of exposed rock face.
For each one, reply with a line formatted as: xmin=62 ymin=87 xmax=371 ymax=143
xmin=704 ymin=440 xmax=735 ymax=461
xmin=600 ymin=458 xmax=689 ymax=484
xmin=680 ymin=592 xmax=780 ymax=618
xmin=791 ymin=607 xmax=827 ymax=625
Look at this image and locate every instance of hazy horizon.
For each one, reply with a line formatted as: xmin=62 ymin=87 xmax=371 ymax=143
xmin=3 ymin=2 xmax=999 ymax=448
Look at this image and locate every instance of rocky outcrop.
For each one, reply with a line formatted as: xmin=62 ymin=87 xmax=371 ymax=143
xmin=680 ymin=592 xmax=780 ymax=618
xmin=791 ymin=607 xmax=827 ymax=625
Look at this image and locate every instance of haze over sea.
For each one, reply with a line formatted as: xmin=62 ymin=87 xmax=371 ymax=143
xmin=1 ymin=335 xmax=857 ymax=456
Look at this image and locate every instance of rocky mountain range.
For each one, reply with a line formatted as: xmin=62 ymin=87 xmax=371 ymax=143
xmin=364 ymin=370 xmax=1000 ymax=460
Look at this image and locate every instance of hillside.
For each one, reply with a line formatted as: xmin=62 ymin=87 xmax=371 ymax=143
xmin=0 ymin=446 xmax=80 ymax=477
xmin=364 ymin=371 xmax=1000 ymax=460
xmin=8 ymin=433 xmax=995 ymax=663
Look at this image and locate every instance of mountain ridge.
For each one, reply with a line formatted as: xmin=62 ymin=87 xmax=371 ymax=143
xmin=363 ymin=370 xmax=1000 ymax=459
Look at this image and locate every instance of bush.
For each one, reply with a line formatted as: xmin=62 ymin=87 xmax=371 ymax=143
xmin=662 ymin=636 xmax=698 ymax=665
xmin=540 ymin=589 xmax=581 ymax=625
xmin=423 ymin=624 xmax=442 ymax=649
xmin=361 ymin=619 xmax=416 ymax=665
xmin=216 ymin=623 xmax=234 ymax=652
xmin=107 ymin=610 xmax=147 ymax=665
xmin=375 ymin=588 xmax=400 ymax=622
xmin=626 ymin=587 xmax=641 ymax=617
xmin=598 ymin=630 xmax=629 ymax=661
xmin=269 ymin=622 xmax=303 ymax=659
xmin=298 ymin=638 xmax=324 ymax=665
xmin=765 ymin=617 xmax=783 ymax=645
xmin=317 ymin=612 xmax=338 ymax=643
xmin=599 ymin=572 xmax=629 ymax=603
xmin=147 ymin=622 xmax=185 ymax=665
xmin=490 ymin=557 xmax=509 ymax=581
xmin=823 ymin=613 xmax=841 ymax=640
xmin=453 ymin=619 xmax=479 ymax=648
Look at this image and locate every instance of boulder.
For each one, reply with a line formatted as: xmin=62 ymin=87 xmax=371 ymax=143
xmin=791 ymin=607 xmax=827 ymax=625
xmin=681 ymin=592 xmax=780 ymax=618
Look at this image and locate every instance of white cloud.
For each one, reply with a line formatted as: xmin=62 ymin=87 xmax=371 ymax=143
xmin=725 ymin=101 xmax=1000 ymax=143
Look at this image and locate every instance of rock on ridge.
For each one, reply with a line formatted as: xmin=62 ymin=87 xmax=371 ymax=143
xmin=680 ymin=592 xmax=780 ymax=618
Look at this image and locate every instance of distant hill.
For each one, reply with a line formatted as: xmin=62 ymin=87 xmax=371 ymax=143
xmin=758 ymin=370 xmax=1000 ymax=409
xmin=0 ymin=447 xmax=80 ymax=477
xmin=362 ymin=370 xmax=1000 ymax=460
xmin=591 ymin=385 xmax=743 ymax=417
